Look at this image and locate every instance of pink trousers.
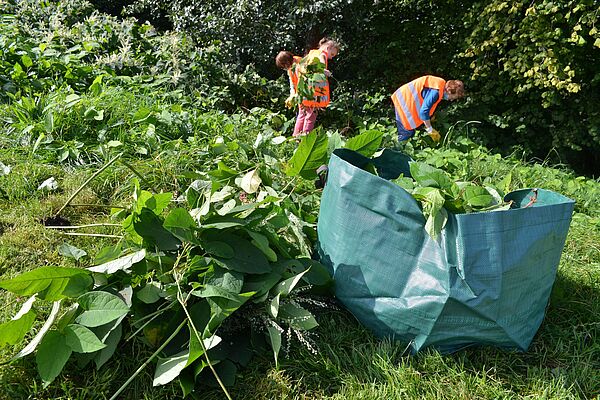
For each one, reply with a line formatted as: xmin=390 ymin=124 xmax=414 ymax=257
xmin=293 ymin=106 xmax=318 ymax=137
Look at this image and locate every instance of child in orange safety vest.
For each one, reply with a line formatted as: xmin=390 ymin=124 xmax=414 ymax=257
xmin=391 ymin=76 xmax=465 ymax=143
xmin=276 ymin=38 xmax=340 ymax=138
xmin=275 ymin=51 xmax=303 ymax=109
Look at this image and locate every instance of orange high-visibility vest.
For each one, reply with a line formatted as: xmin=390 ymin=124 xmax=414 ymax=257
xmin=287 ymin=56 xmax=302 ymax=91
xmin=301 ymin=49 xmax=330 ymax=108
xmin=391 ymin=76 xmax=446 ymax=130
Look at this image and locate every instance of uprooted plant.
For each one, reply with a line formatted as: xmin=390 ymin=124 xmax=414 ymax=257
xmin=0 ymin=177 xmax=333 ymax=398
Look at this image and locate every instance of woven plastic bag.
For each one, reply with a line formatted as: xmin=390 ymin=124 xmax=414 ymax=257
xmin=317 ymin=149 xmax=575 ymax=353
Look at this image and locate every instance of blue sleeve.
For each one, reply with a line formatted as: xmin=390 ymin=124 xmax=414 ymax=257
xmin=419 ymin=88 xmax=439 ymax=121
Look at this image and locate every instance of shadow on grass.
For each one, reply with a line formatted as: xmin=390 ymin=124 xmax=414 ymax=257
xmin=218 ymin=270 xmax=599 ymax=400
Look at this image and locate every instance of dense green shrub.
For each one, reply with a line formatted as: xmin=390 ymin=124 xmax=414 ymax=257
xmin=460 ymin=0 xmax=600 ymax=174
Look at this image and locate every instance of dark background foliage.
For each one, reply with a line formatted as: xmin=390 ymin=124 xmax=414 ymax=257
xmin=90 ymin=0 xmax=600 ymax=175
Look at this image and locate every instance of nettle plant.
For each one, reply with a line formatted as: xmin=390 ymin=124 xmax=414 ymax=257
xmin=0 ymin=177 xmax=332 ymax=397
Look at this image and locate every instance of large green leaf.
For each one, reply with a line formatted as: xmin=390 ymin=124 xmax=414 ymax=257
xmin=204 ymin=232 xmax=271 ymax=274
xmin=88 ymin=249 xmax=146 ymax=274
xmin=278 ymin=303 xmax=318 ymax=330
xmin=247 ymin=231 xmax=277 ymax=262
xmin=463 ymin=185 xmax=495 ymax=208
xmin=409 ymin=162 xmax=453 ymax=190
xmin=153 ymin=349 xmax=189 ymax=386
xmin=64 ymin=324 xmax=106 ymax=353
xmin=205 ymin=267 xmax=244 ymax=294
xmin=206 ymin=292 xmax=254 ymax=332
xmin=0 ymin=267 xmax=91 ymax=301
xmin=327 ymin=131 xmax=344 ymax=156
xmin=272 ymin=268 xmax=310 ymax=297
xmin=192 ymin=284 xmax=244 ymax=302
xmin=344 ymin=130 xmax=384 ymax=157
xmin=133 ymin=208 xmax=180 ymax=251
xmin=0 ymin=311 xmax=36 ymax=348
xmin=36 ymin=330 xmax=72 ymax=387
xmin=12 ymin=301 xmax=61 ymax=360
xmin=76 ymin=291 xmax=130 ymax=328
xmin=203 ymin=241 xmax=234 ymax=259
xmin=94 ymin=323 xmax=122 ymax=369
xmin=135 ymin=191 xmax=172 ymax=215
xmin=136 ymin=282 xmax=163 ymax=304
xmin=240 ymin=169 xmax=262 ymax=194
xmin=286 ymin=130 xmax=329 ymax=179
xmin=186 ymin=332 xmax=221 ymax=367
xmin=267 ymin=326 xmax=282 ymax=367
xmin=163 ymin=208 xmax=197 ymax=242
xmin=58 ymin=243 xmax=87 ymax=261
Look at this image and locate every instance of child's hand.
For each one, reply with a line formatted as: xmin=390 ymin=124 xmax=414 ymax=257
xmin=285 ymin=95 xmax=295 ymax=109
xmin=324 ymin=69 xmax=332 ymax=78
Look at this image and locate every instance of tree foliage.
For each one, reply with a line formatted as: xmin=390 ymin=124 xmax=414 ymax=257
xmin=460 ymin=0 xmax=600 ymax=172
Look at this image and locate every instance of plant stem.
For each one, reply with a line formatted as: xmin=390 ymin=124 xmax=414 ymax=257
xmin=56 ymin=232 xmax=123 ymax=238
xmin=178 ymin=293 xmax=233 ymax=400
xmin=125 ymin=303 xmax=175 ymax=342
xmin=108 ymin=319 xmax=186 ymax=400
xmin=120 ymin=159 xmax=159 ymax=193
xmin=68 ymin=203 xmax=127 ymax=209
xmin=55 ymin=153 xmax=123 ymax=217
xmin=172 ymin=246 xmax=233 ymax=400
xmin=46 ymin=223 xmax=121 ymax=229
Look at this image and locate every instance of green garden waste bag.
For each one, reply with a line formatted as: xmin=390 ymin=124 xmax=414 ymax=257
xmin=317 ymin=149 xmax=575 ymax=353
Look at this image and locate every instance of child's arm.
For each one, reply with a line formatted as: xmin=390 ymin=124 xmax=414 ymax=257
xmin=318 ymin=52 xmax=331 ymax=77
xmin=288 ymin=74 xmax=296 ymax=96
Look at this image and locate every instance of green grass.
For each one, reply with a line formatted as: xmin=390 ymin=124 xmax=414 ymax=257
xmin=1 ymin=3 xmax=599 ymax=397
xmin=1 ymin=145 xmax=599 ymax=400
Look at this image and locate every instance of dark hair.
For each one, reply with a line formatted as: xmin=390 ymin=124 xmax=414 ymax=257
xmin=275 ymin=51 xmax=294 ymax=69
xmin=446 ymin=80 xmax=465 ymax=97
xmin=318 ymin=37 xmax=340 ymax=51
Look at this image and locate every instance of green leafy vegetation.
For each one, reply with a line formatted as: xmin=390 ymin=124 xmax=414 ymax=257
xmin=0 ymin=1 xmax=599 ymax=399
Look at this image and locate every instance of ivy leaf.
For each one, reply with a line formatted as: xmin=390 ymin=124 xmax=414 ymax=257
xmin=36 ymin=330 xmax=72 ymax=388
xmin=76 ymin=291 xmax=130 ymax=328
xmin=0 ymin=267 xmax=91 ymax=301
xmin=286 ymin=130 xmax=329 ymax=179
xmin=64 ymin=324 xmax=107 ymax=353
xmin=58 ymin=243 xmax=87 ymax=261
xmin=344 ymin=130 xmax=384 ymax=157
